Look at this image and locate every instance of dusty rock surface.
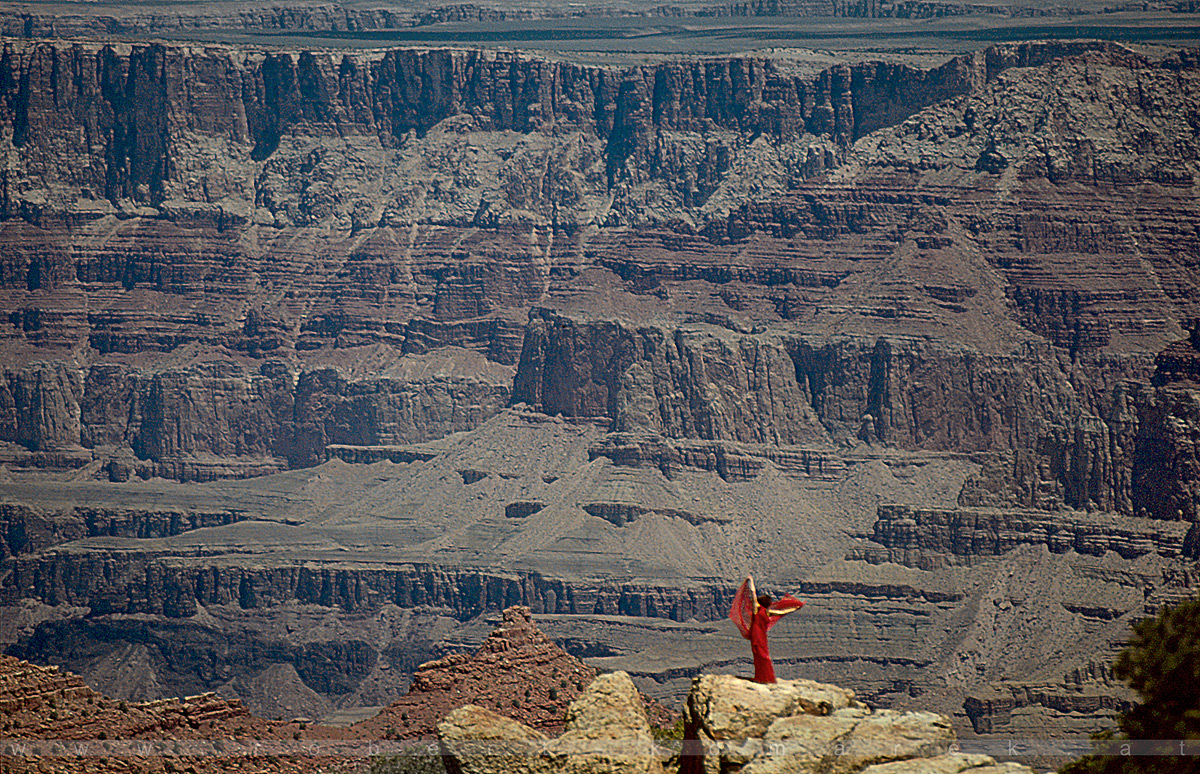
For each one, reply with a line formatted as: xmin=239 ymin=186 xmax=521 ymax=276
xmin=552 ymin=671 xmax=664 ymax=774
xmin=685 ymin=674 xmax=859 ymax=740
xmin=440 ymin=670 xmax=1037 ymax=774
xmin=681 ymin=674 xmax=1008 ymax=774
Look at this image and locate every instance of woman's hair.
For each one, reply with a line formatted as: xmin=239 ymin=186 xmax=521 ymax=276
xmin=757 ymin=594 xmax=773 ymax=607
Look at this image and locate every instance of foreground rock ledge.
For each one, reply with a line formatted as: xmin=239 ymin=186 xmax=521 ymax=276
xmin=439 ymin=671 xmax=663 ymax=774
xmin=439 ymin=671 xmax=1039 ymax=774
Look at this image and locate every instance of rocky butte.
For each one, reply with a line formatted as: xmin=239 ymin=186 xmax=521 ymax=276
xmin=0 ymin=33 xmax=1197 ymax=758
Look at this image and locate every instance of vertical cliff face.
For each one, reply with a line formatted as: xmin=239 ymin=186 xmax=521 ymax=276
xmin=511 ymin=307 xmax=1157 ymax=513
xmin=0 ymin=361 xmax=82 ymax=453
xmin=0 ymin=40 xmax=1085 ymax=478
xmin=514 ymin=309 xmax=829 ymax=444
xmin=0 ymin=40 xmax=1075 ymax=226
xmin=1133 ymin=323 xmax=1200 ymax=527
xmin=0 ymin=351 xmax=513 ymax=480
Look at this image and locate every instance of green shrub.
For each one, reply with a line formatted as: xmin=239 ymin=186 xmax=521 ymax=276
xmin=651 ymin=718 xmax=686 ymax=743
xmin=1064 ymin=597 xmax=1200 ymax=774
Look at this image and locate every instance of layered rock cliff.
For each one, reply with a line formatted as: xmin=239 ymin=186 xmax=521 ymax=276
xmin=0 ymin=38 xmax=1144 ymax=481
xmin=1133 ymin=320 xmax=1200 ymax=531
xmin=0 ymin=39 xmax=1041 ymax=227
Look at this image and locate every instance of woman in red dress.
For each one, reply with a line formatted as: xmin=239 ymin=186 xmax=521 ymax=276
xmin=729 ymin=576 xmax=804 ymax=683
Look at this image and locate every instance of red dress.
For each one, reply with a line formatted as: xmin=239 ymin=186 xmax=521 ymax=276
xmin=750 ymin=606 xmax=776 ymax=683
xmin=729 ymin=577 xmax=804 ymax=684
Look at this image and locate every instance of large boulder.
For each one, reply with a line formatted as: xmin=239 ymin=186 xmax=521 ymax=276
xmin=679 ymin=674 xmax=1020 ymax=774
xmin=438 ymin=704 xmax=549 ymax=774
xmin=743 ymin=707 xmax=955 ymax=774
xmin=550 ymin=671 xmax=664 ymax=774
xmin=682 ymin=674 xmax=859 ymax=774
xmin=685 ymin=674 xmax=859 ymax=739
xmin=438 ymin=670 xmax=662 ymax=774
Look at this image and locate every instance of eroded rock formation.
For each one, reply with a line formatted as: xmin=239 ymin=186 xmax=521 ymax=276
xmin=355 ymin=605 xmax=600 ymax=739
xmin=440 ymin=670 xmax=665 ymax=774
xmin=0 ymin=653 xmax=327 ymax=774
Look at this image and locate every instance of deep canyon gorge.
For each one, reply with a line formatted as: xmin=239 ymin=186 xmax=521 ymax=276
xmin=0 ymin=31 xmax=1198 ymax=756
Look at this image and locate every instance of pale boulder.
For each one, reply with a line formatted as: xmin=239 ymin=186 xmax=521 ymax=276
xmin=685 ymin=674 xmax=859 ymax=740
xmin=439 ymin=671 xmax=663 ymax=774
xmin=549 ymin=670 xmax=664 ymax=774
xmin=437 ymin=704 xmax=548 ymax=774
xmin=682 ymin=674 xmax=859 ymax=774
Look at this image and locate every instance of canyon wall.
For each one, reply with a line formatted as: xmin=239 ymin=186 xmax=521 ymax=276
xmin=0 ymin=38 xmax=1132 ymax=483
xmin=4 ymin=552 xmax=732 ymax=620
xmin=1132 ymin=322 xmax=1200 ymax=531
xmin=0 ymin=353 xmax=513 ymax=480
xmin=513 ymin=307 xmax=1158 ymax=516
xmin=0 ymin=39 xmax=1108 ymax=227
xmin=0 ymin=38 xmax=1198 ymax=742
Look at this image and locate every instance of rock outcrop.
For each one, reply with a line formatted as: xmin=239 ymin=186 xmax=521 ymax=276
xmin=440 ymin=670 xmax=665 ymax=774
xmin=355 ymin=605 xmax=601 ymax=739
xmin=0 ymin=653 xmax=321 ymax=773
xmin=1132 ymin=321 xmax=1200 ymax=528
xmin=440 ymin=670 xmax=1037 ymax=774
xmin=962 ymin=681 xmax=1134 ymax=736
xmin=4 ymin=552 xmax=734 ymax=620
xmin=0 ymin=502 xmax=248 ymax=559
xmin=513 ymin=308 xmax=1155 ymax=516
xmin=860 ymin=504 xmax=1193 ymax=568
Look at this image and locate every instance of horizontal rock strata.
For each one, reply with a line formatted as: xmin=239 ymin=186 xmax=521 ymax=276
xmin=3 ymin=553 xmax=735 ymax=620
xmin=1 ymin=36 xmax=1199 ymax=761
xmin=860 ymin=504 xmax=1193 ymax=568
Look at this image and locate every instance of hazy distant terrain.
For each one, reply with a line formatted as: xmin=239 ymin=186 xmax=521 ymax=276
xmin=4 ymin=0 xmax=1200 ymax=58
